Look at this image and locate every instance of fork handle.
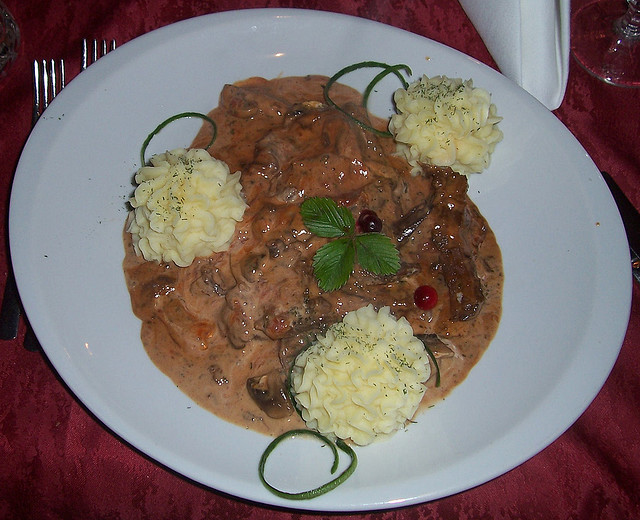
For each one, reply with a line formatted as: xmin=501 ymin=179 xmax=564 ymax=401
xmin=0 ymin=271 xmax=21 ymax=340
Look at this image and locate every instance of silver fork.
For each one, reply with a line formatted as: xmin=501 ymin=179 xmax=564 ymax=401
xmin=0 ymin=58 xmax=66 ymax=349
xmin=23 ymin=59 xmax=67 ymax=351
xmin=82 ymin=38 xmax=116 ymax=70
xmin=1 ymin=40 xmax=116 ymax=350
xmin=32 ymin=58 xmax=66 ymax=125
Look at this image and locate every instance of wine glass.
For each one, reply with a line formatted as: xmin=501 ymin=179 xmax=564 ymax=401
xmin=0 ymin=1 xmax=19 ymax=77
xmin=571 ymin=0 xmax=640 ymax=87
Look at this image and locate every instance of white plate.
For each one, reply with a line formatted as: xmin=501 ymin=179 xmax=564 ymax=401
xmin=10 ymin=8 xmax=632 ymax=511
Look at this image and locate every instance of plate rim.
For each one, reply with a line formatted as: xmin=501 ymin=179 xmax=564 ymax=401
xmin=9 ymin=7 xmax=633 ymax=512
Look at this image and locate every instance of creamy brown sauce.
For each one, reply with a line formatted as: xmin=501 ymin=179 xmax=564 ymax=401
xmin=123 ymin=75 xmax=503 ymax=437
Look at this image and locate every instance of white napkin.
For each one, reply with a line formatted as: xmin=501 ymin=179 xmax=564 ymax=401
xmin=459 ymin=0 xmax=570 ymax=110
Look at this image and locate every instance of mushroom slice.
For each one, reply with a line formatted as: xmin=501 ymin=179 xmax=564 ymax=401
xmin=246 ymin=370 xmax=294 ymax=419
xmin=417 ymin=333 xmax=460 ymax=359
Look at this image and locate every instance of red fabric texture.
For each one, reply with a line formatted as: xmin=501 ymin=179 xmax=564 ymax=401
xmin=1 ymin=0 xmax=639 ymax=518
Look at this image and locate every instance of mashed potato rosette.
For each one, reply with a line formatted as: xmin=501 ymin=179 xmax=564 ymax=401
xmin=290 ymin=305 xmax=431 ymax=446
xmin=127 ymin=147 xmax=247 ymax=267
xmin=389 ymin=74 xmax=503 ymax=175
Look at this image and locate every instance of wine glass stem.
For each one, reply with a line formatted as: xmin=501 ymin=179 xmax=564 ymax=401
xmin=616 ymin=0 xmax=640 ymax=39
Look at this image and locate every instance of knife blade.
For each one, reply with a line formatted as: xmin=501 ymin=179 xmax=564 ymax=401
xmin=601 ymin=171 xmax=640 ymax=284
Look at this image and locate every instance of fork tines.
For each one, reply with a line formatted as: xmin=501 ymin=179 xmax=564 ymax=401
xmin=82 ymin=38 xmax=117 ymax=70
xmin=32 ymin=59 xmax=66 ymax=125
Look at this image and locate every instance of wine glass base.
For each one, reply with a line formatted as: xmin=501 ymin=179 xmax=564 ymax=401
xmin=571 ymin=0 xmax=640 ymax=88
xmin=0 ymin=3 xmax=20 ymax=77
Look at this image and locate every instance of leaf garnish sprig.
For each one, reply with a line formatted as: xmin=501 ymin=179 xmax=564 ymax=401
xmin=323 ymin=61 xmax=412 ymax=137
xmin=301 ymin=197 xmax=400 ymax=291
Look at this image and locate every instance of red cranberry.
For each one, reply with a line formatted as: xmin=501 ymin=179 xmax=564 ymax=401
xmin=414 ymin=285 xmax=438 ymax=310
xmin=357 ymin=209 xmax=382 ymax=233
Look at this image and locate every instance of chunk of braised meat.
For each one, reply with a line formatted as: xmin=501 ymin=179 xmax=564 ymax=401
xmin=124 ymin=262 xmax=221 ymax=355
xmin=246 ymin=369 xmax=294 ymax=419
xmin=219 ymin=230 xmax=315 ymax=349
xmin=218 ymin=285 xmax=260 ymax=349
xmin=393 ymin=199 xmax=433 ymax=244
xmin=189 ymin=261 xmax=236 ymax=298
xmin=357 ymin=262 xmax=421 ymax=286
xmin=332 ymin=102 xmax=389 ymax=167
xmin=249 ymin=101 xmax=391 ymax=203
xmin=219 ymin=81 xmax=288 ymax=122
xmin=259 ymin=308 xmax=303 ymax=340
xmin=388 ymin=171 xmax=436 ymax=246
xmin=428 ymin=167 xmax=486 ymax=321
xmin=125 ymin=266 xmax=177 ymax=317
xmin=157 ymin=296 xmax=217 ymax=356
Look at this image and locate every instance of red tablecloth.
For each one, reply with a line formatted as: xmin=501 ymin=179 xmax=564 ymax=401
xmin=1 ymin=0 xmax=639 ymax=518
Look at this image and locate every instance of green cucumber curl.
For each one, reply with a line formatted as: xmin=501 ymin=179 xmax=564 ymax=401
xmin=140 ymin=111 xmax=217 ymax=166
xmin=258 ymin=429 xmax=357 ymax=500
xmin=323 ymin=61 xmax=412 ymax=137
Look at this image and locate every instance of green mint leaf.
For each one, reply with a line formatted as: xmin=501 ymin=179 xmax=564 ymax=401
xmin=312 ymin=237 xmax=355 ymax=291
xmin=300 ymin=197 xmax=355 ymax=238
xmin=354 ymin=233 xmax=401 ymax=275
